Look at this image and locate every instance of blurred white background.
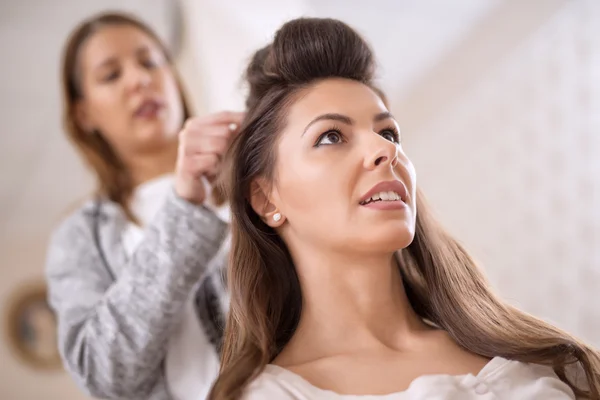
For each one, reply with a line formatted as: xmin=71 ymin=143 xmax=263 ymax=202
xmin=0 ymin=0 xmax=598 ymax=398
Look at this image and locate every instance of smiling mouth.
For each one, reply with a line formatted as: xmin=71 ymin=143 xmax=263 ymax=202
xmin=359 ymin=191 xmax=404 ymax=205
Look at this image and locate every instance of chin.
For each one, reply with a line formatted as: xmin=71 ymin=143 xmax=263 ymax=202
xmin=380 ymin=233 xmax=414 ymax=253
xmin=135 ymin=126 xmax=177 ymax=148
xmin=351 ymin=224 xmax=415 ymax=254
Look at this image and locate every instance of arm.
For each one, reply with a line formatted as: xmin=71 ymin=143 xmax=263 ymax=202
xmin=46 ymin=190 xmax=228 ymax=399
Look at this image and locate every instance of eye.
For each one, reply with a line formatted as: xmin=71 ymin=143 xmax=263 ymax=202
xmin=315 ymin=129 xmax=344 ymax=147
xmin=380 ymin=127 xmax=400 ymax=144
xmin=102 ymin=70 xmax=120 ymax=82
xmin=141 ymin=57 xmax=158 ymax=69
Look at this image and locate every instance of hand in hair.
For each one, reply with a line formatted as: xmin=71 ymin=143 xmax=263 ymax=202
xmin=175 ymin=111 xmax=244 ymax=204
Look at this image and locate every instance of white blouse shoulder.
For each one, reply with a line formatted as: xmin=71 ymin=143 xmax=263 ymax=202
xmin=242 ymin=357 xmax=577 ymax=399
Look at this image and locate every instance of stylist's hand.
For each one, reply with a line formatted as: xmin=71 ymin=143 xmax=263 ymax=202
xmin=175 ymin=111 xmax=244 ymax=204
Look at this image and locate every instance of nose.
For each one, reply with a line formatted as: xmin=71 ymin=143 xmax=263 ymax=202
xmin=363 ymin=134 xmax=398 ymax=170
xmin=124 ymin=63 xmax=152 ymax=93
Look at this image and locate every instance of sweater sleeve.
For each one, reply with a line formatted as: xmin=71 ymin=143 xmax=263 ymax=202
xmin=46 ymin=190 xmax=228 ymax=399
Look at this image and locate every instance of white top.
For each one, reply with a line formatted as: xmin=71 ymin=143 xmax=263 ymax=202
xmin=243 ymin=357 xmax=577 ymax=399
xmin=122 ymin=174 xmax=230 ymax=400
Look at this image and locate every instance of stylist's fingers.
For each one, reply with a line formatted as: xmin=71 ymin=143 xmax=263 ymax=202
xmin=176 ymin=154 xmax=220 ymax=202
xmin=181 ymin=132 xmax=230 ymax=157
xmin=179 ymin=154 xmax=220 ymax=178
xmin=183 ymin=115 xmax=244 ymax=142
xmin=175 ymin=111 xmax=244 ymax=204
xmin=194 ymin=111 xmax=245 ymax=127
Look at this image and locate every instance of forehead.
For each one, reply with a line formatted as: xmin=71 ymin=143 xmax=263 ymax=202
xmin=287 ymin=79 xmax=388 ymax=123
xmin=80 ymin=25 xmax=159 ymax=66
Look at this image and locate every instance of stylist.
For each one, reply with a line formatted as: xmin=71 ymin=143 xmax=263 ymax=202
xmin=45 ymin=12 xmax=240 ymax=400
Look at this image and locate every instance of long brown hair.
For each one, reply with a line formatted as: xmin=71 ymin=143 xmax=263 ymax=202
xmin=211 ymin=17 xmax=600 ymax=399
xmin=61 ymin=12 xmax=192 ymax=221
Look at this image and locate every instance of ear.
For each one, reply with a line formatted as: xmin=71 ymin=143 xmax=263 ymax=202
xmin=74 ymin=100 xmax=94 ymax=133
xmin=249 ymin=178 xmax=285 ymax=227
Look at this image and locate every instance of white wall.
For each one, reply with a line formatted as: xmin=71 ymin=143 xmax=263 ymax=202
xmin=404 ymin=0 xmax=600 ymax=345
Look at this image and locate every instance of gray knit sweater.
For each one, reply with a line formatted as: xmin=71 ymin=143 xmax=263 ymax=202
xmin=45 ymin=189 xmax=229 ymax=399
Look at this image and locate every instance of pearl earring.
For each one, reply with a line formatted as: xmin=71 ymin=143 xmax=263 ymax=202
xmin=273 ymin=213 xmax=282 ymax=222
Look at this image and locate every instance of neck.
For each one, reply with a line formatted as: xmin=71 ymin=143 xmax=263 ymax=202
xmin=277 ymin=247 xmax=431 ymax=367
xmin=125 ymin=143 xmax=178 ymax=187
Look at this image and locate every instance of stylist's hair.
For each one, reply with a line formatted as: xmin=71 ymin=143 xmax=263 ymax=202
xmin=61 ymin=12 xmax=192 ymax=221
xmin=210 ymin=17 xmax=600 ymax=400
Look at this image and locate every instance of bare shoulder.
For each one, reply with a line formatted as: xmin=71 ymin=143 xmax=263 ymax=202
xmin=421 ymin=328 xmax=491 ymax=373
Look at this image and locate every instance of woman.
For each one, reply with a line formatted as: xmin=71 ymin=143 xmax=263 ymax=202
xmin=209 ymin=18 xmax=600 ymax=400
xmin=45 ymin=12 xmax=240 ymax=400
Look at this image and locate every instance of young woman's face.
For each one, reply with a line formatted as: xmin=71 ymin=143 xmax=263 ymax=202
xmin=269 ymin=78 xmax=417 ymax=255
xmin=76 ymin=24 xmax=184 ymax=156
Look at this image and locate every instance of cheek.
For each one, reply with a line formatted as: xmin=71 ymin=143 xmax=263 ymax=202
xmin=394 ymin=157 xmax=418 ymax=226
xmin=87 ymin=89 xmax=129 ymax=138
xmin=276 ymin=161 xmax=322 ymax=213
xmin=394 ymin=147 xmax=416 ymax=189
xmin=276 ymin=151 xmax=352 ymax=222
xmin=161 ymin=70 xmax=184 ymax=128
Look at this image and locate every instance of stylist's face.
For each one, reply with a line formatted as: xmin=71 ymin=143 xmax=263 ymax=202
xmin=76 ymin=24 xmax=184 ymax=155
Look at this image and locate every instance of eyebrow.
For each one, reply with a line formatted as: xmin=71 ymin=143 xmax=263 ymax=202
xmin=374 ymin=111 xmax=394 ymax=122
xmin=95 ymin=57 xmax=117 ymax=71
xmin=302 ymin=111 xmax=395 ymax=136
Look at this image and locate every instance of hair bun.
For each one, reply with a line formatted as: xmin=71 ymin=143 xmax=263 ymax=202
xmin=244 ymin=18 xmax=375 ymax=108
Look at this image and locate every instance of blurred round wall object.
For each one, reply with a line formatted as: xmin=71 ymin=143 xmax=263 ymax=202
xmin=4 ymin=280 xmax=62 ymax=370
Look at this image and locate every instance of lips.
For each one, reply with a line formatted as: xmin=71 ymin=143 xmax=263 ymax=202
xmin=133 ymin=98 xmax=164 ymax=118
xmin=359 ymin=180 xmax=408 ymax=205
